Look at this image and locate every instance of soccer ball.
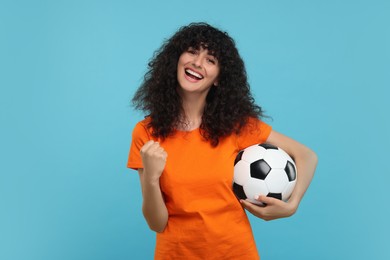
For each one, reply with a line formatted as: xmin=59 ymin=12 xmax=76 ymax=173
xmin=233 ymin=143 xmax=297 ymax=205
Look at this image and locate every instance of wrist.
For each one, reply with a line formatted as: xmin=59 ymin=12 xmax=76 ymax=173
xmin=142 ymin=168 xmax=161 ymax=185
xmin=143 ymin=175 xmax=161 ymax=187
xmin=141 ymin=177 xmax=162 ymax=198
xmin=145 ymin=178 xmax=160 ymax=187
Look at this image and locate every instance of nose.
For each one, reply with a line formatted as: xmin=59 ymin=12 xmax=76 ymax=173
xmin=192 ymin=53 xmax=204 ymax=68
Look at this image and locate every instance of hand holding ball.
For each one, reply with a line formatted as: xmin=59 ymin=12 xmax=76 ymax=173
xmin=233 ymin=143 xmax=297 ymax=205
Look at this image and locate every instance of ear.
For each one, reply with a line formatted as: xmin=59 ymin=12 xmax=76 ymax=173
xmin=213 ymin=81 xmax=218 ymax=86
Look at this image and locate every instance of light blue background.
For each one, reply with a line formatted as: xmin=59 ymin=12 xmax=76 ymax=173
xmin=1 ymin=0 xmax=389 ymax=259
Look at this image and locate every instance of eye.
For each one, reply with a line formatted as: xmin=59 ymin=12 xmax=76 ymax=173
xmin=187 ymin=48 xmax=197 ymax=55
xmin=207 ymin=57 xmax=216 ymax=65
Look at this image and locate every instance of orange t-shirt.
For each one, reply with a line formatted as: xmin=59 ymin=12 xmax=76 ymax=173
xmin=127 ymin=117 xmax=272 ymax=260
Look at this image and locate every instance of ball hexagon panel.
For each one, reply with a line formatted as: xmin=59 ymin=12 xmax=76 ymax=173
xmin=233 ymin=143 xmax=297 ymax=203
xmin=262 ymin=149 xmax=288 ymax=169
xmin=264 ymin=169 xmax=289 ymax=193
xmin=241 ymin=145 xmax=267 ymax=163
xmin=250 ymin=159 xmax=271 ymax=180
xmin=275 ymin=147 xmax=292 ymax=161
xmin=282 ymin=181 xmax=296 ymax=201
xmin=233 ymin=160 xmax=251 ymax=185
xmin=243 ymin=178 xmax=269 ymax=205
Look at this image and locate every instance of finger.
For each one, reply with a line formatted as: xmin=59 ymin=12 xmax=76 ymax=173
xmin=240 ymin=199 xmax=253 ymax=209
xmin=240 ymin=200 xmax=265 ymax=218
xmin=140 ymin=140 xmax=155 ymax=153
xmin=161 ymin=151 xmax=168 ymax=160
xmin=240 ymin=199 xmax=262 ymax=211
xmin=257 ymin=195 xmax=278 ymax=205
xmin=154 ymin=148 xmax=168 ymax=160
xmin=146 ymin=142 xmax=161 ymax=153
xmin=156 ymin=146 xmax=165 ymax=153
xmin=241 ymin=199 xmax=278 ymax=221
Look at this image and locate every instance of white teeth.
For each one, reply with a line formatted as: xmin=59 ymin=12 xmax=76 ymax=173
xmin=185 ymin=69 xmax=203 ymax=79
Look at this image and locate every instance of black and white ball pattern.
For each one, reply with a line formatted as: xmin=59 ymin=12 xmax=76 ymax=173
xmin=233 ymin=143 xmax=297 ymax=205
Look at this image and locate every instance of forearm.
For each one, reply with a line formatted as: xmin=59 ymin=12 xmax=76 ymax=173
xmin=266 ymin=130 xmax=318 ymax=213
xmin=288 ymin=146 xmax=318 ymax=210
xmin=239 ymin=145 xmax=317 ymax=220
xmin=139 ymin=171 xmax=168 ymax=233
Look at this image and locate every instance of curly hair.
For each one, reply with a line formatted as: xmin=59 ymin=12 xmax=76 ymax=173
xmin=132 ymin=22 xmax=264 ymax=146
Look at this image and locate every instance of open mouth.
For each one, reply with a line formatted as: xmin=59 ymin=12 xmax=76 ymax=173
xmin=185 ymin=68 xmax=204 ymax=80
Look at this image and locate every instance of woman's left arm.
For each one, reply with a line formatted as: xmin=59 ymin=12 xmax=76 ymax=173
xmin=240 ymin=130 xmax=318 ymax=221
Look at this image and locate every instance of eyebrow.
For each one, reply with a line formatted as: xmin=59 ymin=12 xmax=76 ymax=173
xmin=207 ymin=52 xmax=218 ymax=59
xmin=188 ymin=46 xmax=218 ymax=59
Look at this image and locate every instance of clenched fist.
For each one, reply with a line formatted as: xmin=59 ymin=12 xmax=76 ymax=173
xmin=140 ymin=140 xmax=168 ymax=183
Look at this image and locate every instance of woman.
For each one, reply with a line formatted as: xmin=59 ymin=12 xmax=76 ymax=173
xmin=128 ymin=22 xmax=317 ymax=259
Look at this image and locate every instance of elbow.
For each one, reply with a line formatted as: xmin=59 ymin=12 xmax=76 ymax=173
xmin=304 ymin=147 xmax=318 ymax=171
xmin=147 ymin=221 xmax=167 ymax=233
xmin=310 ymin=149 xmax=318 ymax=166
xmin=152 ymin=226 xmax=166 ymax=233
xmin=307 ymin=148 xmax=318 ymax=164
xmin=294 ymin=145 xmax=318 ymax=168
xmin=142 ymin=209 xmax=168 ymax=233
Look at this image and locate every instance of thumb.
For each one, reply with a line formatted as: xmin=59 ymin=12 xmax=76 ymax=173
xmin=257 ymin=195 xmax=277 ymax=205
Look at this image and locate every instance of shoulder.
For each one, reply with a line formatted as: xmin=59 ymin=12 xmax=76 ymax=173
xmin=132 ymin=117 xmax=153 ymax=138
xmin=239 ymin=117 xmax=271 ymax=135
xmin=235 ymin=117 xmax=272 ymax=150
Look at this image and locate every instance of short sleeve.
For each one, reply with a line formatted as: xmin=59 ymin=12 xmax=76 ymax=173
xmin=127 ymin=120 xmax=152 ymax=170
xmin=236 ymin=117 xmax=272 ymax=151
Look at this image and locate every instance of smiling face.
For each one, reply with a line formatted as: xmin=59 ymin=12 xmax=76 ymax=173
xmin=177 ymin=47 xmax=220 ymax=97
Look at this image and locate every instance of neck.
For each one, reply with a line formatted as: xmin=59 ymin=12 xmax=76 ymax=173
xmin=178 ymin=92 xmax=206 ymax=131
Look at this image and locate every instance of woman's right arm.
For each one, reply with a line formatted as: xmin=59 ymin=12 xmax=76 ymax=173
xmin=138 ymin=141 xmax=168 ymax=233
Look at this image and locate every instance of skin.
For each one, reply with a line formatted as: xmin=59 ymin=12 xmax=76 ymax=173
xmin=138 ymin=141 xmax=168 ymax=232
xmin=240 ymin=130 xmax=318 ymax=221
xmin=138 ymin=47 xmax=318 ymax=232
xmin=176 ymin=47 xmax=220 ymax=130
xmin=138 ymin=47 xmax=220 ymax=232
